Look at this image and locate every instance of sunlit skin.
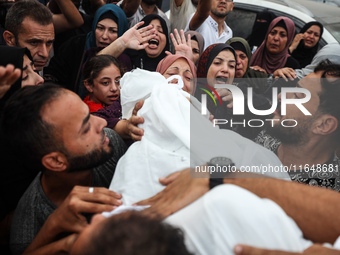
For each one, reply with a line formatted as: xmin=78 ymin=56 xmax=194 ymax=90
xmin=303 ymin=25 xmax=321 ymax=48
xmin=162 ymin=58 xmax=194 ymax=94
xmin=266 ymin=26 xmax=288 ymax=55
xmin=21 ymin=54 xmax=44 ymax=87
xmin=235 ymin=49 xmax=248 ymax=78
xmin=15 ymin=17 xmax=54 ymax=71
xmin=95 ymin=18 xmax=118 ymax=48
xmin=145 ymin=19 xmax=167 ymax=58
xmin=84 ymin=64 xmax=121 ymax=106
xmin=206 ymin=50 xmax=236 ymax=87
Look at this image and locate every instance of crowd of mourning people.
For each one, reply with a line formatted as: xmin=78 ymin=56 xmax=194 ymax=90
xmin=1 ymin=0 xmax=340 ymax=254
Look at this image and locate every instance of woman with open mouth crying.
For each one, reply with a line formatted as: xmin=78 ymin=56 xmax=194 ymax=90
xmin=128 ymin=14 xmax=170 ymax=71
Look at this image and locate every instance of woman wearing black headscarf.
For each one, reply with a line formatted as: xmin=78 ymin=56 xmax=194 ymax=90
xmin=289 ymin=21 xmax=324 ymax=68
xmin=196 ymin=43 xmax=271 ymax=139
xmin=0 ymin=46 xmax=44 ymax=250
xmin=128 ymin=14 xmax=170 ymax=71
xmin=195 ymin=43 xmax=237 ymax=123
xmin=0 ymin=46 xmax=44 ymax=111
xmin=247 ymin=10 xmax=276 ymax=52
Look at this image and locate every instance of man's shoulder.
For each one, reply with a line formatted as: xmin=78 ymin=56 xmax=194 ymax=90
xmin=10 ymin=172 xmax=56 ymax=255
xmin=254 ymin=130 xmax=281 ymax=154
xmin=104 ymin=128 xmax=127 ymax=162
xmin=105 ymin=128 xmax=127 ymax=152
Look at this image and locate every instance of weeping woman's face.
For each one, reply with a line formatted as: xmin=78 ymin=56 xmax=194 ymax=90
xmin=303 ymin=25 xmax=321 ymax=48
xmin=206 ymin=49 xmax=236 ymax=87
xmin=145 ymin=19 xmax=167 ymax=58
xmin=21 ymin=54 xmax=44 ymax=87
xmin=162 ymin=58 xmax=194 ymax=94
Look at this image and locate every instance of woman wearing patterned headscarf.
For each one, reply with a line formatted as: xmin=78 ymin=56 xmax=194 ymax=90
xmin=195 ymin=43 xmax=237 ymax=121
xmin=250 ymin=17 xmax=300 ymax=74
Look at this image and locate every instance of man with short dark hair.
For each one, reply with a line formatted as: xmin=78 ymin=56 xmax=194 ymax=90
xmin=70 ymin=211 xmax=192 ymax=255
xmin=3 ymin=0 xmax=55 ymax=71
xmin=255 ymin=60 xmax=340 ymax=191
xmin=185 ymin=0 xmax=233 ymax=49
xmin=3 ymin=0 xmax=84 ymax=72
xmin=0 ymin=84 xmax=126 ymax=254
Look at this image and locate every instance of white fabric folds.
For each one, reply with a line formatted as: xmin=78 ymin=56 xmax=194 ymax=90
xmin=110 ymin=69 xmax=289 ymax=205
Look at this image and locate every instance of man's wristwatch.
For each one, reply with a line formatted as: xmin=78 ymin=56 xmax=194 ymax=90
xmin=207 ymin=157 xmax=235 ymax=190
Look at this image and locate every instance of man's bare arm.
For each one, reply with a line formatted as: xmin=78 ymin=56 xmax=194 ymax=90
xmin=137 ymin=168 xmax=340 ymax=244
xmin=49 ymin=0 xmax=84 ymax=34
xmin=234 ymin=244 xmax=340 ymax=255
xmin=189 ymin=0 xmax=211 ymax=30
xmin=225 ymin=177 xmax=340 ymax=244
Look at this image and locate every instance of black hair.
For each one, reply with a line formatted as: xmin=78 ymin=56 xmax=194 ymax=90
xmin=5 ymin=0 xmax=53 ymax=41
xmin=0 ymin=84 xmax=65 ymax=172
xmin=83 ymin=55 xmax=125 ymax=86
xmin=79 ymin=212 xmax=192 ymax=255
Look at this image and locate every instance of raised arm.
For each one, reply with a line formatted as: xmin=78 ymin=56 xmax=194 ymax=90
xmin=98 ymin=21 xmax=156 ymax=57
xmin=169 ymin=29 xmax=195 ymax=63
xmin=0 ymin=64 xmax=21 ymax=99
xmin=49 ymin=0 xmax=84 ymax=34
xmin=120 ymin=0 xmax=141 ymax=18
xmin=189 ymin=0 xmax=211 ymax=30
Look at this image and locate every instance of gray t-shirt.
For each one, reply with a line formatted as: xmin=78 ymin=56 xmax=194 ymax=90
xmin=10 ymin=128 xmax=126 ymax=255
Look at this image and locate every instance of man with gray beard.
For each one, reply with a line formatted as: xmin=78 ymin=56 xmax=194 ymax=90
xmin=255 ymin=60 xmax=340 ymax=191
xmin=184 ymin=0 xmax=233 ymax=49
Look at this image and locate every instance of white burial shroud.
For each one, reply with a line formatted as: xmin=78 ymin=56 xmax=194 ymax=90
xmin=109 ymin=68 xmax=288 ymax=205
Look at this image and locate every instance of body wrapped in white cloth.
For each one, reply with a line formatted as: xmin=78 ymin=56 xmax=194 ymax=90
xmin=109 ymin=69 xmax=288 ymax=205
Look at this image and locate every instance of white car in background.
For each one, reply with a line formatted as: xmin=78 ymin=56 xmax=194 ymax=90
xmin=226 ymin=0 xmax=340 ymax=46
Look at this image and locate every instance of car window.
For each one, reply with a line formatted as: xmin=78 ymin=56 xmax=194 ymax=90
xmin=226 ymin=9 xmax=257 ymax=39
xmin=226 ymin=7 xmax=331 ymax=48
xmin=325 ymin=23 xmax=340 ymax=42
